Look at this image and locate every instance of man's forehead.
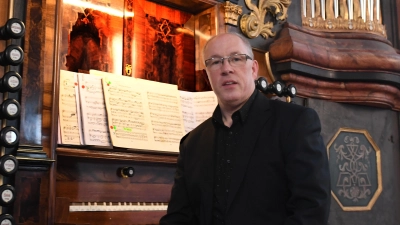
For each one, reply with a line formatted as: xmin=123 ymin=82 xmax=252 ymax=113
xmin=205 ymin=36 xmax=246 ymax=56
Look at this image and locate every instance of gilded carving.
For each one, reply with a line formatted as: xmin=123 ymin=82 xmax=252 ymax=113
xmin=125 ymin=64 xmax=132 ymax=76
xmin=223 ymin=1 xmax=243 ymax=26
xmin=302 ymin=0 xmax=387 ymax=37
xmin=334 ymin=136 xmax=372 ymax=201
xmin=327 ymin=128 xmax=382 ymax=211
xmin=240 ymin=0 xmax=291 ymax=39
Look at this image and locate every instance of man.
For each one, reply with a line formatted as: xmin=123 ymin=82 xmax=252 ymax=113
xmin=160 ymin=32 xmax=331 ymax=225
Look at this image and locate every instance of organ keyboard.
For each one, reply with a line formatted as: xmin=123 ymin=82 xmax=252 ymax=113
xmin=69 ymin=202 xmax=168 ymax=212
xmin=54 ymin=150 xmax=177 ymax=224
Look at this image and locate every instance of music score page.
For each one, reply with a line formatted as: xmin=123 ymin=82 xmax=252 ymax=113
xmin=102 ymin=75 xmax=185 ymax=152
xmin=59 ymin=70 xmax=83 ymax=145
xmin=77 ymin=73 xmax=112 ymax=146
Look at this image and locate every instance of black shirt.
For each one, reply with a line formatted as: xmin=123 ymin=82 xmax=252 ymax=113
xmin=211 ymin=89 xmax=258 ymax=224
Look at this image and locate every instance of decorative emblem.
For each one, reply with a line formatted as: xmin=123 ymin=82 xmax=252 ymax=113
xmin=240 ymin=0 xmax=291 ymax=39
xmin=157 ymin=19 xmax=171 ymax=43
xmin=327 ymin=128 xmax=382 ymax=211
xmin=125 ymin=64 xmax=132 ymax=76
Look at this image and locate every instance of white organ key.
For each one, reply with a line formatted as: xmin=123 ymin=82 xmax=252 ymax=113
xmin=69 ymin=201 xmax=168 ymax=212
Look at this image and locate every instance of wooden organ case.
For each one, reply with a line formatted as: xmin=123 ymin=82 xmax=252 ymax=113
xmin=10 ymin=0 xmax=220 ymax=224
xmin=5 ymin=0 xmax=400 ymax=225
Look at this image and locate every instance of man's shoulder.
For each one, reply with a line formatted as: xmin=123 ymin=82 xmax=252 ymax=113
xmin=268 ymin=98 xmax=312 ymax=111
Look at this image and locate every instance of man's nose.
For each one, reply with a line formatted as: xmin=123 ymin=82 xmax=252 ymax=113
xmin=220 ymin=58 xmax=233 ymax=73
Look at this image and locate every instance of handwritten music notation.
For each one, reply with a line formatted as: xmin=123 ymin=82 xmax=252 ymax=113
xmin=58 ymin=70 xmax=82 ymax=145
xmin=146 ymin=90 xmax=185 ymax=147
xmin=58 ymin=70 xmax=218 ymax=153
xmin=102 ymin=75 xmax=153 ymax=150
xmin=78 ymin=73 xmax=112 ymax=146
xmin=179 ymin=91 xmax=217 ymax=133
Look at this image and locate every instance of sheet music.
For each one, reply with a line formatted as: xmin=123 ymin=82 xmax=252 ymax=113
xmin=90 ymin=69 xmax=122 ymax=77
xmin=102 ymin=76 xmax=184 ymax=152
xmin=179 ymin=91 xmax=217 ymax=133
xmin=193 ymin=91 xmax=218 ymax=126
xmin=57 ymin=117 xmax=61 ymax=144
xmin=145 ymin=86 xmax=185 ymax=152
xmin=59 ymin=70 xmax=82 ymax=145
xmin=135 ymin=78 xmax=177 ymax=90
xmin=78 ymin=73 xmax=112 ymax=146
xmin=75 ymin=81 xmax=84 ymax=145
xmin=179 ymin=91 xmax=196 ymax=133
xmin=102 ymin=75 xmax=154 ymax=150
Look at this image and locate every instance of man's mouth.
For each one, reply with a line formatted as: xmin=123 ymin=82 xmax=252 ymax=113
xmin=223 ymin=81 xmax=236 ymax=86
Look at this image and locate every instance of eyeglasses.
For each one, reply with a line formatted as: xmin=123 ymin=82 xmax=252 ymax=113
xmin=204 ymin=54 xmax=253 ymax=71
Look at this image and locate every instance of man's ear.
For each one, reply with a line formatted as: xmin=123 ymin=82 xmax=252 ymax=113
xmin=202 ymin=69 xmax=210 ymax=87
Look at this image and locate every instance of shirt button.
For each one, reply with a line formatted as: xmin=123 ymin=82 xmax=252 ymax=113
xmin=227 ymin=159 xmax=230 ymax=163
xmin=229 ymin=131 xmax=232 ymax=135
xmin=226 ymin=189 xmax=229 ymax=193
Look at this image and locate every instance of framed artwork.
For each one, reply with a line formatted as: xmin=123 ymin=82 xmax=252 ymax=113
xmin=59 ymin=0 xmax=196 ymax=91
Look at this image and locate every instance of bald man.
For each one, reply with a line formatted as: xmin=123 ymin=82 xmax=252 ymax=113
xmin=160 ymin=32 xmax=331 ymax=225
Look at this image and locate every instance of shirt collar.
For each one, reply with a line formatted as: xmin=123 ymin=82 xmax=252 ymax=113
xmin=212 ymin=88 xmax=259 ymax=125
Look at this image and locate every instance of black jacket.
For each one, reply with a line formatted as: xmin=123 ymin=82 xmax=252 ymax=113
xmin=160 ymin=92 xmax=331 ymax=225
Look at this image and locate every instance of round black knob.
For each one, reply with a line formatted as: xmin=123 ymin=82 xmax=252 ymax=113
xmin=0 ymin=18 xmax=25 ymax=40
xmin=0 ymin=71 xmax=22 ymax=93
xmin=0 ymin=45 xmax=24 ymax=66
xmin=0 ymin=126 xmax=19 ymax=148
xmin=283 ymin=84 xmax=297 ymax=98
xmin=0 ymin=155 xmax=18 ymax=176
xmin=267 ymin=80 xmax=284 ymax=97
xmin=119 ymin=167 xmax=135 ymax=178
xmin=0 ymin=184 xmax=15 ymax=206
xmin=0 ymin=99 xmax=21 ymax=120
xmin=0 ymin=214 xmax=15 ymax=225
xmin=255 ymin=77 xmax=268 ymax=93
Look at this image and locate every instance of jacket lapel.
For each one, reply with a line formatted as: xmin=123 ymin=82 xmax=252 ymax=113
xmin=226 ymin=93 xmax=272 ymax=210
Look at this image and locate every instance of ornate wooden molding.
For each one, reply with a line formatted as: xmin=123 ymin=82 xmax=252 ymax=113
xmin=281 ymin=73 xmax=400 ymax=111
xmin=240 ymin=0 xmax=291 ymax=39
xmin=223 ymin=1 xmax=243 ymax=26
xmin=268 ymin=22 xmax=400 ymax=111
xmin=269 ymin=23 xmax=399 ymax=72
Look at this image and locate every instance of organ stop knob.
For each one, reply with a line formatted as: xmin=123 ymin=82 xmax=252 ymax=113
xmin=0 ymin=155 xmax=18 ymax=176
xmin=0 ymin=18 xmax=25 ymax=40
xmin=0 ymin=214 xmax=15 ymax=225
xmin=0 ymin=71 xmax=22 ymax=93
xmin=0 ymin=126 xmax=19 ymax=148
xmin=0 ymin=99 xmax=20 ymax=120
xmin=0 ymin=184 xmax=15 ymax=206
xmin=0 ymin=45 xmax=24 ymax=66
xmin=119 ymin=167 xmax=135 ymax=178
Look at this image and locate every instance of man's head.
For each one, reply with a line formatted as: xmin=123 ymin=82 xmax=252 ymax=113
xmin=203 ymin=33 xmax=259 ymax=111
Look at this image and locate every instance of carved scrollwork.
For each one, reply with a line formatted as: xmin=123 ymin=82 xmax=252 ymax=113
xmin=240 ymin=0 xmax=291 ymax=39
xmin=223 ymin=1 xmax=243 ymax=26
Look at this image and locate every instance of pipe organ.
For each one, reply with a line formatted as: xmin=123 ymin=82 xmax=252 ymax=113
xmin=0 ymin=0 xmax=398 ymax=224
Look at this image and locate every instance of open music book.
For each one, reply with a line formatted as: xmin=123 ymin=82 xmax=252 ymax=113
xmin=58 ymin=70 xmax=218 ymax=152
